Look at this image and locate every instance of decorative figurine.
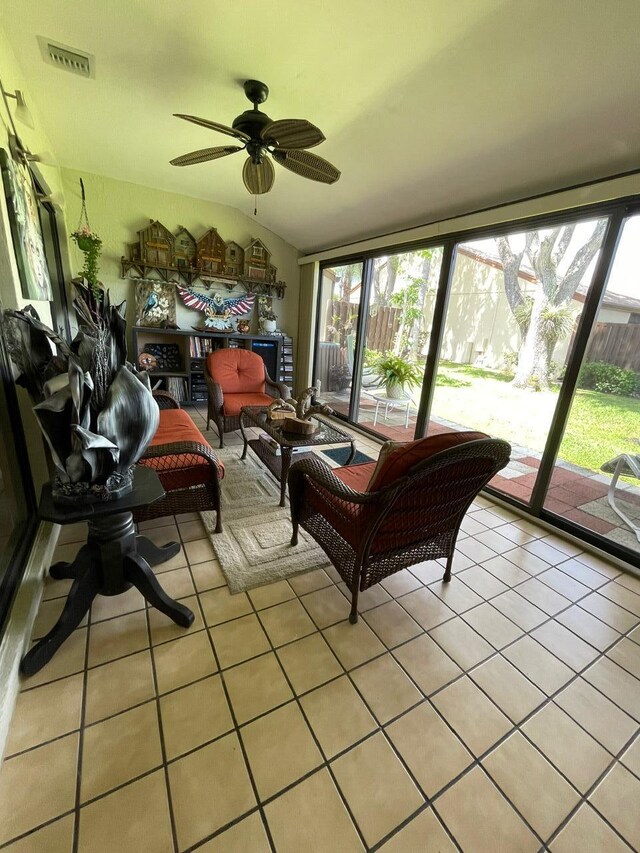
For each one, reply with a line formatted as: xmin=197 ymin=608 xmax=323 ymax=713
xmin=177 ymin=285 xmax=255 ymax=331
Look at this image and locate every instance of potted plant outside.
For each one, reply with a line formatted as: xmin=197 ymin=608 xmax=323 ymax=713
xmin=373 ymin=353 xmax=423 ymax=399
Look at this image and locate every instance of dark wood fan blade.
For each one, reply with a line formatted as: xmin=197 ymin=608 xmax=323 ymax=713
xmin=261 ymin=119 xmax=325 ymax=149
xmin=170 ymin=146 xmax=243 ymax=167
xmin=272 ymin=149 xmax=340 ymax=184
xmin=173 ymin=114 xmax=250 ymax=141
xmin=242 ymin=157 xmax=275 ymax=194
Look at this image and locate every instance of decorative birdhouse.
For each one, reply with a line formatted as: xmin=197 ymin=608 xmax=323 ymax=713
xmin=197 ymin=228 xmax=228 ymax=276
xmin=244 ymin=238 xmax=271 ymax=281
xmin=174 ymin=227 xmax=197 ymax=270
xmin=225 ymin=241 xmax=244 ymax=278
xmin=137 ymin=220 xmax=175 ymax=267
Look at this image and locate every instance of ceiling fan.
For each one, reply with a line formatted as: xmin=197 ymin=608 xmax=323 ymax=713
xmin=170 ymin=80 xmax=340 ymax=195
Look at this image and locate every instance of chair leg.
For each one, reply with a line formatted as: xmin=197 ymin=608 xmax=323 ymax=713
xmin=215 ymin=414 xmax=224 ymax=448
xmin=291 ymin=521 xmax=299 ymax=546
xmin=443 ymin=550 xmax=454 ymax=583
xmin=215 ymin=510 xmax=222 ymax=534
xmin=349 ymin=583 xmax=359 ymax=624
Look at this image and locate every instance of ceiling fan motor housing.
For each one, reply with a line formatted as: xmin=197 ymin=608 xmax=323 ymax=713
xmin=232 ymin=108 xmax=272 ymax=140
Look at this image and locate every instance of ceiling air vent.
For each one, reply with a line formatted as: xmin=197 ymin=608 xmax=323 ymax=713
xmin=38 ymin=37 xmax=95 ymax=78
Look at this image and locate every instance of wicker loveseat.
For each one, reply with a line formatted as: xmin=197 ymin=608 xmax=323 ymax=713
xmin=134 ymin=391 xmax=224 ymax=533
xmin=205 ymin=348 xmax=290 ymax=447
xmin=288 ymin=431 xmax=511 ymax=623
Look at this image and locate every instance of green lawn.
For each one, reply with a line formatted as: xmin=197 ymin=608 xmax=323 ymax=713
xmin=424 ymin=362 xmax=639 ymax=475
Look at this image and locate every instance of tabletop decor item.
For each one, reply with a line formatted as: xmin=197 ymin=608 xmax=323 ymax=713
xmin=266 ymin=399 xmax=295 ymax=421
xmin=259 ymin=308 xmax=278 ymax=334
xmin=3 ymin=282 xmax=158 ymax=504
xmin=268 ymin=387 xmax=334 ymax=436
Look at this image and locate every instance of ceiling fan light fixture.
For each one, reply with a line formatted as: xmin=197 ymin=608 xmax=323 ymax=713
xmin=242 ymin=156 xmax=275 ymax=195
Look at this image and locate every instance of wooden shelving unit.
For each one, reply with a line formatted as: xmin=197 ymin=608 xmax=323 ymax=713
xmin=132 ymin=326 xmax=286 ymax=406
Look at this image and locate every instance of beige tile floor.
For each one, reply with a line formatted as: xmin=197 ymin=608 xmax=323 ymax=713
xmin=2 ymin=410 xmax=640 ymax=852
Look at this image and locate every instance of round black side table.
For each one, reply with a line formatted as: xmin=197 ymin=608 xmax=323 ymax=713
xmin=21 ymin=466 xmax=194 ymax=676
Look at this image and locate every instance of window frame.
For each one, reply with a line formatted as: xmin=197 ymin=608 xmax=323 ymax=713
xmin=312 ymin=193 xmax=640 ymax=570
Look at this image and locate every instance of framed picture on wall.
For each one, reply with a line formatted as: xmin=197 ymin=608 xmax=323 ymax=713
xmin=0 ymin=146 xmax=53 ymax=302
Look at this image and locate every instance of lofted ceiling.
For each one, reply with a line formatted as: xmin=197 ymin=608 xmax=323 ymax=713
xmin=3 ymin=0 xmax=640 ymax=253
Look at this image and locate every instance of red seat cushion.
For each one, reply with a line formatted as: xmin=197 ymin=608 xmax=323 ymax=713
xmin=223 ymin=392 xmax=274 ymax=416
xmin=368 ymin=431 xmax=489 ymax=491
xmin=207 ymin=349 xmax=266 ymax=394
xmin=140 ymin=408 xmax=224 ymax=490
xmin=334 ymin=462 xmax=376 ymax=491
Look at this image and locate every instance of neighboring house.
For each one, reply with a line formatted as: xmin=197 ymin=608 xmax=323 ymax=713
xmin=574 ymin=283 xmax=640 ymax=325
xmin=424 ymin=245 xmax=537 ymax=370
xmin=428 ymin=246 xmax=640 ymax=371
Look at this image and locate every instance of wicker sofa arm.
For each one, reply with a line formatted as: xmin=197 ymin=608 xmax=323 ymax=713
xmin=140 ymin=440 xmax=223 ymax=475
xmin=152 ymin=390 xmax=180 ymax=410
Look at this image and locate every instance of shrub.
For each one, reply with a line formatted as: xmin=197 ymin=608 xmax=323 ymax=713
xmin=577 ymin=362 xmax=639 ymax=396
xmin=503 ymin=351 xmax=519 ymax=374
xmin=328 ymin=363 xmax=351 ymax=391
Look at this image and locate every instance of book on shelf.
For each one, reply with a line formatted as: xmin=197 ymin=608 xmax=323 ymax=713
xmin=188 ymin=336 xmax=219 ymax=358
xmin=258 ymin=433 xmax=310 ymax=457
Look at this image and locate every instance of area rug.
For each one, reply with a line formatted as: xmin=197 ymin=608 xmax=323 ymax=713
xmin=321 ymin=446 xmax=374 ymax=466
xmin=200 ymin=447 xmax=332 ymax=593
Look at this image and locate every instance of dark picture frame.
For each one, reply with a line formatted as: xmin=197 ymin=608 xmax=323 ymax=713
xmin=0 ymin=145 xmax=53 ymax=302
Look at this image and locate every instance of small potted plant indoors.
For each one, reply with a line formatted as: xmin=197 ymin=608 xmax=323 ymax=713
xmin=373 ymin=353 xmax=423 ymax=399
xmin=71 ymin=179 xmax=103 ymax=302
xmin=260 ymin=309 xmax=278 ymax=334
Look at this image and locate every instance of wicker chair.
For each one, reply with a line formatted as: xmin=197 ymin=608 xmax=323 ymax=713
xmin=205 ymin=349 xmax=291 ymax=447
xmin=134 ymin=391 xmax=224 ymax=532
xmin=288 ymin=432 xmax=511 ymax=623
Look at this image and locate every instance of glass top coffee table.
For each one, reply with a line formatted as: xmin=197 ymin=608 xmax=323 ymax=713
xmin=239 ymin=406 xmax=356 ymax=506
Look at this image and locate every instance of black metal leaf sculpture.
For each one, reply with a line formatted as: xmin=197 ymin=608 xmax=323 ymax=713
xmin=3 ymin=283 xmax=159 ymax=504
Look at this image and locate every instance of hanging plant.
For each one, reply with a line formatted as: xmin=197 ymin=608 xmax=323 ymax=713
xmin=71 ymin=178 xmax=102 ymax=299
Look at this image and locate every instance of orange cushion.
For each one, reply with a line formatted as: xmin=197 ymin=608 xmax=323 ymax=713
xmin=334 ymin=462 xmax=376 ymax=492
xmin=141 ymin=408 xmax=224 ymax=490
xmin=223 ymin=392 xmax=274 ymax=416
xmin=368 ymin=431 xmax=489 ymax=491
xmin=207 ymin=349 xmax=266 ymax=394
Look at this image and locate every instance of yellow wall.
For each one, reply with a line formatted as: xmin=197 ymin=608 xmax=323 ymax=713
xmin=60 ymin=168 xmax=301 ymax=368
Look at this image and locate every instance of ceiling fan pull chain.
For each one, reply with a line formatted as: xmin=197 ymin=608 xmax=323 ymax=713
xmin=254 ymin=194 xmax=258 ymax=216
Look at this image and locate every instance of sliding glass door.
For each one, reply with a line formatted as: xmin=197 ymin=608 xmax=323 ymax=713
xmin=312 ymin=199 xmax=640 ymax=567
xmin=314 ymin=262 xmax=364 ymax=417
xmin=353 ymin=248 xmax=444 ymax=440
xmin=428 ymin=219 xmax=608 ymax=503
xmin=542 ymin=214 xmax=640 ymax=558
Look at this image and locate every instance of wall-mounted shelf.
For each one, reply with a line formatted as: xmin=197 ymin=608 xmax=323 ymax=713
xmin=120 ymin=221 xmax=287 ymax=297
xmin=121 ymin=260 xmax=287 ymax=299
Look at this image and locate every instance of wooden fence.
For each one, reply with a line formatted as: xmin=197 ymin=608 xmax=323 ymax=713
xmin=325 ymin=300 xmax=401 ymax=353
xmin=584 ymin=322 xmax=640 ymax=372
